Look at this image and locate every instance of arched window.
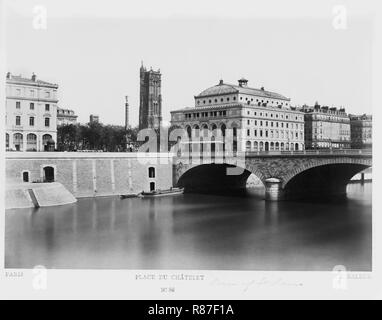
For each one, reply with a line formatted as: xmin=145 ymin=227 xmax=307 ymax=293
xmin=295 ymin=143 xmax=299 ymax=151
xmin=275 ymin=142 xmax=279 ymax=151
xmin=265 ymin=142 xmax=269 ymax=151
xmin=202 ymin=124 xmax=209 ymax=138
xmin=27 ymin=133 xmax=37 ymax=151
xmin=220 ymin=124 xmax=226 ymax=152
xmin=254 ymin=141 xmax=258 ymax=151
xmin=193 ymin=125 xmax=200 ymax=138
xmin=13 ymin=133 xmax=23 ymax=151
xmin=150 ymin=182 xmax=156 ymax=191
xmin=186 ymin=126 xmax=192 ymax=139
xmin=148 ymin=167 xmax=155 ymax=178
xmin=233 ymin=127 xmax=238 ymax=153
xmin=211 ymin=124 xmax=217 ymax=135
xmin=259 ymin=141 xmax=264 ymax=151
xmin=280 ymin=142 xmax=284 ymax=151
xmin=43 ymin=134 xmax=54 ymax=151
xmin=246 ymin=141 xmax=251 ymax=151
xmin=220 ymin=124 xmax=226 ymax=137
xmin=270 ymin=142 xmax=274 ymax=151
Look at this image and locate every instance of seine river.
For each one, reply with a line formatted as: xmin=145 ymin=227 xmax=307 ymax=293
xmin=5 ymin=182 xmax=372 ymax=271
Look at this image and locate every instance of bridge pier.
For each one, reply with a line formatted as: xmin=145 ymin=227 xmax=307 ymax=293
xmin=264 ymin=178 xmax=284 ymax=201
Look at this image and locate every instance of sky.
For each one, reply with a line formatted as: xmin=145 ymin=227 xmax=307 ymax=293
xmin=3 ymin=0 xmax=375 ymax=126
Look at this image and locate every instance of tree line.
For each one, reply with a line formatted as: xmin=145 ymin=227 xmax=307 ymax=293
xmin=57 ymin=122 xmax=140 ymax=152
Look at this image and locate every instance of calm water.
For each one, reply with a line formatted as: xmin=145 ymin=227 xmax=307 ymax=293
xmin=5 ymin=183 xmax=372 ymax=271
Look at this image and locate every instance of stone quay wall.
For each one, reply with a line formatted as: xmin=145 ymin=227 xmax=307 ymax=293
xmin=6 ymin=152 xmax=174 ymax=198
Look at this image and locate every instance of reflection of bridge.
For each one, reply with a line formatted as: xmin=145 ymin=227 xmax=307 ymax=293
xmin=173 ymin=149 xmax=372 ymax=201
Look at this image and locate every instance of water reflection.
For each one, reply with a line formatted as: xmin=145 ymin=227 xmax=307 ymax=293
xmin=5 ymin=183 xmax=371 ymax=271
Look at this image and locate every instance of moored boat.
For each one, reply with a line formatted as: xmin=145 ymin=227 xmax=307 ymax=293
xmin=119 ymin=193 xmax=142 ymax=199
xmin=141 ymin=187 xmax=184 ymax=197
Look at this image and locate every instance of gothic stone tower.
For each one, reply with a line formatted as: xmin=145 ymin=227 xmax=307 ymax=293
xmin=139 ymin=64 xmax=162 ymax=130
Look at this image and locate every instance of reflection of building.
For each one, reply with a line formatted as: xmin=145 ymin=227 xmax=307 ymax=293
xmin=57 ymin=107 xmax=78 ymax=126
xmin=89 ymin=114 xmax=99 ymax=123
xmin=302 ymin=104 xmax=351 ymax=149
xmin=350 ymin=114 xmax=372 ymax=149
xmin=171 ymin=79 xmax=305 ymax=151
xmin=5 ymin=72 xmax=58 ymax=151
xmin=139 ymin=64 xmax=162 ymax=130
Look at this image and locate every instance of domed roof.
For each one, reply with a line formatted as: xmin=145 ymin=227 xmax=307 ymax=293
xmin=196 ymin=83 xmax=238 ymax=97
xmin=195 ymin=80 xmax=289 ymax=101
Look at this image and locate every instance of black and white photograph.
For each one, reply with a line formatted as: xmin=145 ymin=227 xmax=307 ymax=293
xmin=0 ymin=0 xmax=381 ymax=300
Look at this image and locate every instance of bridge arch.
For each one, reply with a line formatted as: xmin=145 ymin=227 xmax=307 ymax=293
xmin=281 ymin=157 xmax=371 ymax=188
xmin=281 ymin=160 xmax=371 ymax=199
xmin=176 ymin=163 xmax=264 ymax=193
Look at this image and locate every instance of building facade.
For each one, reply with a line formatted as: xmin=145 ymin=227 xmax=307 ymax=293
xmin=57 ymin=107 xmax=78 ymax=126
xmin=170 ymin=79 xmax=305 ymax=152
xmin=5 ymin=72 xmax=58 ymax=151
xmin=350 ymin=114 xmax=372 ymax=149
xmin=139 ymin=64 xmax=162 ymax=130
xmin=89 ymin=114 xmax=99 ymax=123
xmin=302 ymin=105 xmax=351 ymax=149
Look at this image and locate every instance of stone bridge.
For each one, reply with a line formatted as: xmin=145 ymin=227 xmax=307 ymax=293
xmin=173 ymin=149 xmax=372 ymax=200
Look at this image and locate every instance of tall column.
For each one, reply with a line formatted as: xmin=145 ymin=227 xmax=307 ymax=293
xmin=264 ymin=178 xmax=284 ymax=201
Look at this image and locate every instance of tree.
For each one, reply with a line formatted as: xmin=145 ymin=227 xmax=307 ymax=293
xmin=57 ymin=124 xmax=78 ymax=151
xmin=57 ymin=123 xmax=141 ymax=152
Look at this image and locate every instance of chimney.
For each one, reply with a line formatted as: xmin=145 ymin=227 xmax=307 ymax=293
xmin=6 ymin=72 xmax=11 ymax=79
xmin=219 ymin=79 xmax=224 ymax=85
xmin=260 ymin=86 xmax=265 ymax=91
xmin=238 ymin=78 xmax=248 ymax=87
xmin=31 ymin=73 xmax=36 ymax=81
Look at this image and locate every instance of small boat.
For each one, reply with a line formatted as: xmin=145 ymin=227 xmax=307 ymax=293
xmin=141 ymin=187 xmax=184 ymax=198
xmin=119 ymin=193 xmax=142 ymax=199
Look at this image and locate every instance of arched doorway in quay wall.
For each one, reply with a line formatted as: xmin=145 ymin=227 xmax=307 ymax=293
xmin=43 ymin=166 xmax=55 ymax=182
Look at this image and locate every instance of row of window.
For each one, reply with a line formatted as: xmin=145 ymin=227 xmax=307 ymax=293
xmin=183 ymin=110 xmax=303 ymax=122
xmin=245 ymin=141 xmax=302 ymax=151
xmin=246 ymin=110 xmax=302 ymax=121
xmin=310 ymin=115 xmax=350 ymax=123
xmin=14 ymin=89 xmax=52 ymax=98
xmin=6 ymin=133 xmax=54 ymax=151
xmin=197 ymin=96 xmax=236 ymax=105
xmin=246 ymin=129 xmax=303 ymax=139
xmin=185 ymin=110 xmax=227 ymax=119
xmin=311 ymin=135 xmax=351 ymax=141
xmin=15 ymin=116 xmax=50 ymax=127
xmin=307 ymin=129 xmax=351 ymax=136
xmin=246 ymin=119 xmax=303 ymax=129
xmin=15 ymin=101 xmax=51 ymax=111
xmin=241 ymin=97 xmax=288 ymax=105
